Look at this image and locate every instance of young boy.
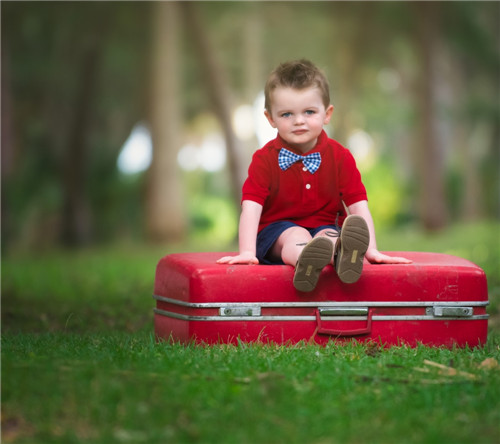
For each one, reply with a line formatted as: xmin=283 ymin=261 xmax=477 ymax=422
xmin=218 ymin=60 xmax=411 ymax=291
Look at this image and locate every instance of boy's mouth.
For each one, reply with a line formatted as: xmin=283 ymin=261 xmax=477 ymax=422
xmin=292 ymin=130 xmax=308 ymax=135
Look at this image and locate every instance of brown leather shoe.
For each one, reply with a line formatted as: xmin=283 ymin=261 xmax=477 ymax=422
xmin=293 ymin=237 xmax=333 ymax=292
xmin=335 ymin=215 xmax=370 ymax=284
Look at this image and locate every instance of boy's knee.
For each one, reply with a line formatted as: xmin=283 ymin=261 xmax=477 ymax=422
xmin=282 ymin=226 xmax=311 ymax=242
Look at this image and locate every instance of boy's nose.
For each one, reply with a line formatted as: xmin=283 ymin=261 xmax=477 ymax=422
xmin=294 ymin=114 xmax=305 ymax=124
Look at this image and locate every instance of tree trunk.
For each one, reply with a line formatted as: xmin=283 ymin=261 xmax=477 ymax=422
xmin=182 ymin=2 xmax=246 ymax=208
xmin=146 ymin=1 xmax=187 ymax=242
xmin=459 ymin=124 xmax=484 ymax=221
xmin=329 ymin=3 xmax=375 ymax=145
xmin=1 ymin=45 xmax=16 ymax=251
xmin=242 ymin=5 xmax=263 ymax=103
xmin=414 ymin=2 xmax=449 ymax=231
xmin=60 ymin=25 xmax=108 ymax=246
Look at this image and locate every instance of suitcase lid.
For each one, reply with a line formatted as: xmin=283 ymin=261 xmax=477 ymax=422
xmin=154 ymin=251 xmax=488 ymax=304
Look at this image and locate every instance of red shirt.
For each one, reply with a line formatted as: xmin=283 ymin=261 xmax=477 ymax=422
xmin=242 ymin=130 xmax=367 ymax=232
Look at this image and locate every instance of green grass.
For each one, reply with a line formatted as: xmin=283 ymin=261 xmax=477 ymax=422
xmin=2 ymin=221 xmax=500 ymax=443
xmin=3 ymin=333 xmax=500 ymax=444
xmin=1 ymin=244 xmax=163 ymax=334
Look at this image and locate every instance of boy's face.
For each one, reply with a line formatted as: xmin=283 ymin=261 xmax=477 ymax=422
xmin=264 ymin=86 xmax=334 ymax=153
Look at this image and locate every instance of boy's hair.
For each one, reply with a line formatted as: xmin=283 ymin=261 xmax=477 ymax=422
xmin=264 ymin=59 xmax=330 ymax=112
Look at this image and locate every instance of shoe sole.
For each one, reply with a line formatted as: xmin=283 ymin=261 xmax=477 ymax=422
xmin=293 ymin=237 xmax=333 ymax=292
xmin=336 ymin=215 xmax=370 ymax=284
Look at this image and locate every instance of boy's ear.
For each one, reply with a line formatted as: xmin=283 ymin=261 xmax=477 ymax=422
xmin=264 ymin=109 xmax=277 ymax=128
xmin=324 ymin=105 xmax=334 ymax=124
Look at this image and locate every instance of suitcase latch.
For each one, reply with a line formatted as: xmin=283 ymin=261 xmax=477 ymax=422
xmin=219 ymin=306 xmax=261 ymax=317
xmin=427 ymin=306 xmax=473 ymax=317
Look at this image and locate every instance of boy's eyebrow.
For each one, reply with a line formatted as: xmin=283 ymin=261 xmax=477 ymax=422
xmin=275 ymin=105 xmax=320 ymax=114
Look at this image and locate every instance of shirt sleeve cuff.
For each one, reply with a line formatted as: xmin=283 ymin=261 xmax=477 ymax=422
xmin=342 ymin=193 xmax=368 ymax=207
xmin=241 ymin=193 xmax=266 ymax=206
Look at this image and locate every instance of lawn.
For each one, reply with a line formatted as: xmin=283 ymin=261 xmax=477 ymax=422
xmin=3 ymin=334 xmax=500 ymax=444
xmin=2 ymin=221 xmax=500 ymax=443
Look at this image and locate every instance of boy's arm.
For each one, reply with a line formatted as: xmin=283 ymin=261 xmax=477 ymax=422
xmin=217 ymin=200 xmax=263 ymax=265
xmin=347 ymin=200 xmax=412 ymax=264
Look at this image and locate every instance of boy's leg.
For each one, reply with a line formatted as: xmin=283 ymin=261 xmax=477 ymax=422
xmin=269 ymin=226 xmax=333 ymax=292
xmin=268 ymin=226 xmax=312 ymax=266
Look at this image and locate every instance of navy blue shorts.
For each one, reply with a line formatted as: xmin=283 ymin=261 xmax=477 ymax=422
xmin=256 ymin=221 xmax=340 ymax=265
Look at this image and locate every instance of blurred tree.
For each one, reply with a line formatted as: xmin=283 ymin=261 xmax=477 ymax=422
xmin=182 ymin=2 xmax=246 ymax=208
xmin=1 ymin=2 xmax=152 ymax=250
xmin=1 ymin=42 xmax=16 ymax=248
xmin=414 ymin=2 xmax=449 ymax=230
xmin=2 ymin=2 xmax=498 ymax=251
xmin=146 ymin=1 xmax=187 ymax=242
xmin=445 ymin=2 xmax=500 ymax=221
xmin=60 ymin=8 xmax=112 ymax=246
xmin=328 ymin=2 xmax=377 ymax=145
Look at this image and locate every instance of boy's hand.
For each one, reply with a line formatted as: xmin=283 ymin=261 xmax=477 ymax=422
xmin=217 ymin=252 xmax=259 ymax=265
xmin=365 ymin=248 xmax=413 ymax=264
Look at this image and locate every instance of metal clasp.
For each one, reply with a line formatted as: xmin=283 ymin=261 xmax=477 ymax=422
xmin=219 ymin=306 xmax=261 ymax=317
xmin=426 ymin=306 xmax=473 ymax=317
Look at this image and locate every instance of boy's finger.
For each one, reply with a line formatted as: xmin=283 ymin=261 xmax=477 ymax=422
xmin=216 ymin=256 xmax=232 ymax=263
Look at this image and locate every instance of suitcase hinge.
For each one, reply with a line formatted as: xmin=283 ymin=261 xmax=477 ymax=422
xmin=426 ymin=306 xmax=473 ymax=317
xmin=219 ymin=306 xmax=261 ymax=317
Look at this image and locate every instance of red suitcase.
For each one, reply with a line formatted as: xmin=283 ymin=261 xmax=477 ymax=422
xmin=153 ymin=251 xmax=488 ymax=347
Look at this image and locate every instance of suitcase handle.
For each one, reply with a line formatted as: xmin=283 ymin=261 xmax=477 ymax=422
xmin=314 ymin=308 xmax=373 ymax=337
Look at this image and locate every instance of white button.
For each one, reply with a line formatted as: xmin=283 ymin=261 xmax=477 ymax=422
xmin=305 ymin=184 xmax=311 ymax=189
xmin=302 ymin=167 xmax=308 ymax=171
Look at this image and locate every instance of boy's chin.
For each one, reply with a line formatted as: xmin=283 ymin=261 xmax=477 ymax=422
xmin=284 ymin=136 xmax=318 ymax=152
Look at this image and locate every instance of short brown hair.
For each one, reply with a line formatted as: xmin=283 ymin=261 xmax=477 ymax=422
xmin=264 ymin=59 xmax=330 ymax=112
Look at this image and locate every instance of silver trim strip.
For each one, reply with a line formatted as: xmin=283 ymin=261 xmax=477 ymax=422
xmin=153 ymin=294 xmax=489 ymax=309
xmin=154 ymin=308 xmax=489 ymax=322
xmin=374 ymin=315 xmax=488 ymax=321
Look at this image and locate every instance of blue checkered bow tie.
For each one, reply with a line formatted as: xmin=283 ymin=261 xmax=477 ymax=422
xmin=278 ymin=148 xmax=322 ymax=174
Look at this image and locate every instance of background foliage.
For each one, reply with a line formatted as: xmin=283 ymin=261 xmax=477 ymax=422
xmin=2 ymin=1 xmax=499 ymax=251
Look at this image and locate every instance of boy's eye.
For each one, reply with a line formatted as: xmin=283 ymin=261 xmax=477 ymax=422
xmin=305 ymin=110 xmax=316 ymax=115
xmin=281 ymin=112 xmax=292 ymax=118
